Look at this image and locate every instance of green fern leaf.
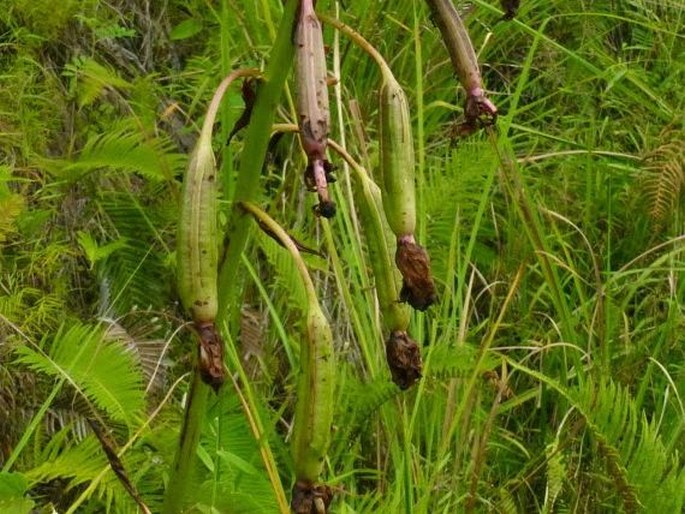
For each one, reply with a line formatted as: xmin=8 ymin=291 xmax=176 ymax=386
xmin=50 ymin=123 xmax=186 ymax=182
xmin=14 ymin=321 xmax=145 ymax=427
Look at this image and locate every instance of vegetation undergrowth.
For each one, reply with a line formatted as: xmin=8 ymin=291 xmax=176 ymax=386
xmin=1 ymin=0 xmax=684 ymax=513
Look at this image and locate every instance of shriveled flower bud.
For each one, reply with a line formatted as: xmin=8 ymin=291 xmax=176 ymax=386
xmin=291 ymin=481 xmax=333 ymax=514
xmin=501 ymin=0 xmax=520 ymax=20
xmin=385 ymin=330 xmax=422 ymax=390
xmin=295 ymin=0 xmax=335 ymax=217
xmin=396 ymin=235 xmax=437 ymax=311
xmin=195 ymin=322 xmax=226 ymax=392
xmin=426 ymin=0 xmax=497 ymax=134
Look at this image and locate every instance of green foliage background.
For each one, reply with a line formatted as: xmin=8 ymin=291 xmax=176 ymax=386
xmin=1 ymin=0 xmax=684 ymax=512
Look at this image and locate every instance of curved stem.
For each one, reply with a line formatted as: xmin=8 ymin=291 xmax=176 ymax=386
xmin=239 ymin=201 xmax=318 ymax=308
xmin=318 ymin=13 xmax=394 ymax=80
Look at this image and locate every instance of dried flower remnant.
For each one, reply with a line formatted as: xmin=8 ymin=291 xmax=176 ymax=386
xmin=295 ymin=0 xmax=336 ymax=217
xmin=386 ymin=330 xmax=422 ymax=390
xmin=396 ymin=235 xmax=437 ymax=311
xmin=425 ymin=0 xmax=497 ymax=135
xmin=291 ymin=481 xmax=333 ymax=514
xmin=379 ymin=72 xmax=437 ymax=311
xmin=501 ymin=0 xmax=520 ymax=20
xmin=195 ymin=322 xmax=226 ymax=391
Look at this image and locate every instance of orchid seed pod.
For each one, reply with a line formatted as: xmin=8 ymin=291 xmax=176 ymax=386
xmin=177 ymin=116 xmax=225 ymax=390
xmin=378 ymin=72 xmax=437 ymax=311
xmin=239 ymin=201 xmax=335 ymax=511
xmin=177 ymin=70 xmax=259 ymax=390
xmin=379 ymin=73 xmax=416 ymax=238
xmin=291 ymin=303 xmax=335 ymax=484
xmin=425 ymin=0 xmax=497 ymax=131
xmin=356 ymin=175 xmax=411 ymax=332
xmin=295 ymin=0 xmax=336 ymax=218
xmin=337 ymin=137 xmax=421 ymax=389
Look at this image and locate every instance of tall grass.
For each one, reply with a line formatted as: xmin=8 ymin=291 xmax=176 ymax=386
xmin=1 ymin=0 xmax=684 ymax=512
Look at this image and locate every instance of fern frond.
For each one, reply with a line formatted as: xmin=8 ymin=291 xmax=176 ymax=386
xmin=428 ymin=343 xmax=499 ymax=382
xmin=25 ymin=430 xmax=145 ymax=512
xmin=95 ymin=191 xmax=173 ymax=315
xmin=53 ymin=123 xmax=186 ymax=182
xmin=572 ymin=378 xmax=685 ymax=511
xmin=640 ymin=128 xmax=685 ymax=228
xmin=14 ymin=321 xmax=146 ymax=427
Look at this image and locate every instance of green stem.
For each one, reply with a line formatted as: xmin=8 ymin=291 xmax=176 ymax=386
xmin=217 ymin=0 xmax=300 ymax=323
xmin=162 ymin=371 xmax=210 ymax=514
xmin=318 ymin=13 xmax=394 ymax=81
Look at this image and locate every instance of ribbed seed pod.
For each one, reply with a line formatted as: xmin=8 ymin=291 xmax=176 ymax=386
xmin=379 ymin=73 xmax=415 ymax=238
xmin=378 ymin=72 xmax=437 ymax=312
xmin=353 ymin=172 xmax=422 ymax=389
xmin=291 ymin=303 xmax=335 ymax=483
xmin=295 ymin=0 xmax=336 ymax=218
xmin=177 ymin=70 xmax=261 ymax=391
xmin=177 ymin=135 xmax=218 ymax=325
xmin=356 ymin=174 xmax=410 ymax=331
xmin=425 ymin=0 xmax=497 ymax=133
xmin=239 ymin=201 xmax=335 ymax=512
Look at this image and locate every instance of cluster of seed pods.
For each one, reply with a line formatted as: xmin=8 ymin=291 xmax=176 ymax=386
xmin=176 ymin=1 xmax=500 ymax=512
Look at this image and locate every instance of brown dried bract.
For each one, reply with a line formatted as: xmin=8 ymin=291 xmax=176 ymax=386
xmin=396 ymin=238 xmax=437 ymax=311
xmin=196 ymin=322 xmax=225 ymax=392
xmin=291 ymin=481 xmax=333 ymax=514
xmin=501 ymin=0 xmax=520 ymax=20
xmin=459 ymin=91 xmax=498 ymax=137
xmin=385 ymin=330 xmax=422 ymax=390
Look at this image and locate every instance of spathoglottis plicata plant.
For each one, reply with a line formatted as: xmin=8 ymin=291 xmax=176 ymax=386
xmin=168 ymin=1 xmax=501 ymax=511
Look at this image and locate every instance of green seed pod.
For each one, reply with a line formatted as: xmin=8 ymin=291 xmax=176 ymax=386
xmin=379 ymin=73 xmax=416 ymax=238
xmin=177 ymin=130 xmax=218 ymax=324
xmin=378 ymin=73 xmax=437 ymax=311
xmin=177 ymin=70 xmax=258 ymax=390
xmin=291 ymin=303 xmax=335 ymax=483
xmin=355 ymin=173 xmax=410 ymax=332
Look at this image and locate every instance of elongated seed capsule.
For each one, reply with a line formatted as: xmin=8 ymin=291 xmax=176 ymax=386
xmin=177 ymin=70 xmax=259 ymax=390
xmin=378 ymin=72 xmax=437 ymax=311
xmin=295 ymin=0 xmax=336 ymax=218
xmin=239 ymin=201 xmax=334 ymax=512
xmin=354 ymin=169 xmax=421 ymax=389
xmin=357 ymin=173 xmax=410 ymax=332
xmin=177 ymin=133 xmax=218 ymax=325
xmin=425 ymin=0 xmax=497 ymax=130
xmin=379 ymin=73 xmax=416 ymax=238
xmin=325 ymin=138 xmax=422 ymax=389
xmin=291 ymin=303 xmax=335 ymax=483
